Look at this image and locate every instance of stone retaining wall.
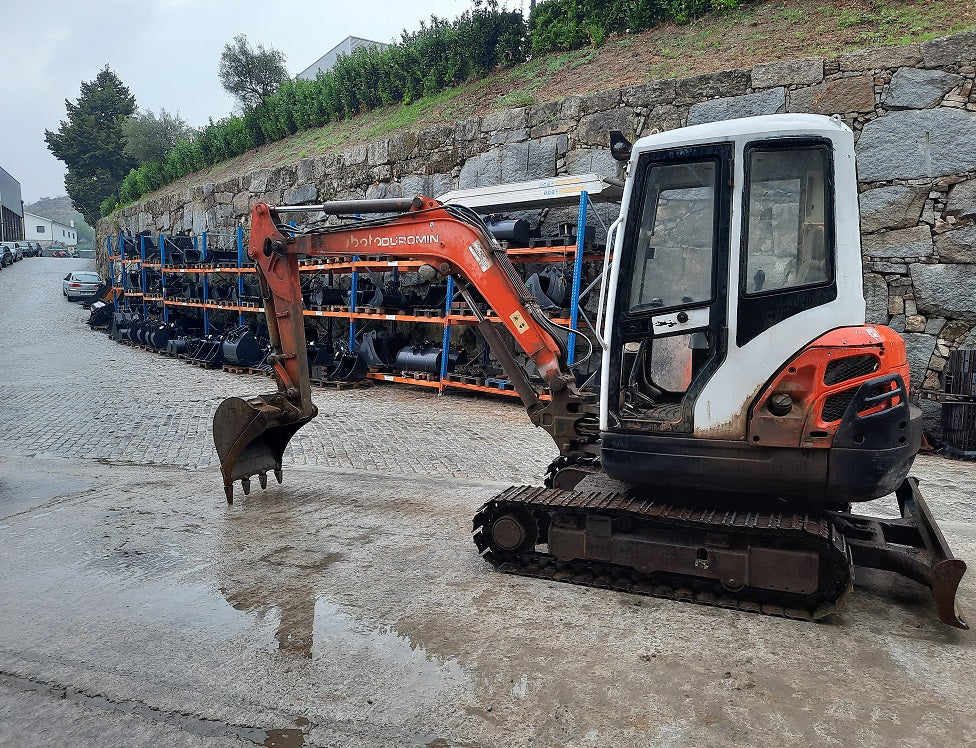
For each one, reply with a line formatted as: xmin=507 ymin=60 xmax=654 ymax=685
xmin=99 ymin=30 xmax=976 ymax=437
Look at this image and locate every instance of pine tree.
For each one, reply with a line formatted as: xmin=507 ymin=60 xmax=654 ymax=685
xmin=45 ymin=66 xmax=137 ymax=225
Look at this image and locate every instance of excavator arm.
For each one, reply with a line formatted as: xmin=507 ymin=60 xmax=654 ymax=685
xmin=213 ymin=198 xmax=598 ymax=502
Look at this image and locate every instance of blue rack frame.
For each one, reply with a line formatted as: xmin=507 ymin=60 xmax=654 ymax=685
xmin=106 ymin=188 xmax=606 ymax=397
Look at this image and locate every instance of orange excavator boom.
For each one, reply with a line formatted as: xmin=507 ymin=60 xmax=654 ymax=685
xmin=213 ymin=198 xmax=597 ymax=502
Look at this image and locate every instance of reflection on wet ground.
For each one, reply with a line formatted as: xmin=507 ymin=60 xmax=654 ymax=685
xmin=222 ymin=547 xmax=345 ymax=657
xmin=311 ymin=598 xmax=467 ymax=687
xmin=217 ymin=502 xmax=468 ymax=691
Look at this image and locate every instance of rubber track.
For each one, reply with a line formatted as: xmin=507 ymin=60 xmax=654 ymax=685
xmin=473 ymin=485 xmax=854 ymax=622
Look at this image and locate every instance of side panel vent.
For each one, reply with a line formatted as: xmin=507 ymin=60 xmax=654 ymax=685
xmin=822 ymin=388 xmax=858 ymax=422
xmin=824 ymin=354 xmax=879 ymax=385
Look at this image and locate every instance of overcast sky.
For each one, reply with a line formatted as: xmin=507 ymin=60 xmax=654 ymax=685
xmin=0 ymin=0 xmax=491 ymax=204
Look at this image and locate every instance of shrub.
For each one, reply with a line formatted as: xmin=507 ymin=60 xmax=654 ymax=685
xmin=528 ymin=0 xmax=750 ymax=54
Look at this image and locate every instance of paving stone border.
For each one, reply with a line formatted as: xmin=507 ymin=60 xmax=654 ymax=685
xmin=99 ymin=30 xmax=976 ymax=439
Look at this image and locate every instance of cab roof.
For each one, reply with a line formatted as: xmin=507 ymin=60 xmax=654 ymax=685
xmin=632 ymin=113 xmax=852 ymax=153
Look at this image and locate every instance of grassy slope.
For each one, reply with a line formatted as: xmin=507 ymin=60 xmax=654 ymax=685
xmin=150 ymin=0 xmax=976 ymax=198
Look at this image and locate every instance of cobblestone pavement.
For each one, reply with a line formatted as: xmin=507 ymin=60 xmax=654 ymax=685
xmin=0 ymin=257 xmax=554 ymax=483
xmin=0 ymin=258 xmax=973 ymax=748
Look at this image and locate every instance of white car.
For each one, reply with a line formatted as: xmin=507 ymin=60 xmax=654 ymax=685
xmin=63 ymin=271 xmax=103 ymax=302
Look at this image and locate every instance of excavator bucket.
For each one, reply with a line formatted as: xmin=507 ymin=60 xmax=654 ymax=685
xmin=213 ymin=395 xmax=315 ymax=503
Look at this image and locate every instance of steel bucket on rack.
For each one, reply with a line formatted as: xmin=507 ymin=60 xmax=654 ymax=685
xmin=525 ymin=266 xmax=568 ymax=310
xmin=485 ymin=217 xmax=531 ymax=245
xmin=127 ymin=319 xmax=144 ymax=344
xmin=210 ymin=282 xmax=239 ymax=304
xmin=110 ymin=311 xmax=138 ymax=341
xmin=395 ymin=343 xmax=467 ymax=375
xmin=166 ymin=338 xmax=190 ymax=356
xmin=329 ymin=350 xmax=368 ymax=381
xmin=307 ymin=283 xmax=346 ymax=308
xmin=221 ymin=327 xmax=264 ymax=367
xmin=415 ymin=283 xmax=448 ymax=311
xmin=307 ymin=339 xmax=336 ymax=369
xmin=188 ymin=336 xmax=224 ymax=366
xmin=139 ymin=232 xmax=160 ymax=262
xmin=146 ymin=323 xmax=173 ymax=350
xmin=87 ymin=300 xmax=114 ymax=328
xmin=359 ymin=331 xmax=407 ymax=368
xmin=208 ymin=248 xmax=238 ymax=266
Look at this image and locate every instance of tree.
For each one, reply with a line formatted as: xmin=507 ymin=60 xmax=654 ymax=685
xmin=218 ymin=34 xmax=289 ymax=110
xmin=122 ymin=108 xmax=197 ymax=163
xmin=45 ymin=66 xmax=137 ymax=225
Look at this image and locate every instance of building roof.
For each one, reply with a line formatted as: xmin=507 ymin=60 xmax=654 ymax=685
xmin=24 ymin=211 xmax=74 ymax=230
xmin=297 ymin=36 xmax=389 ymax=80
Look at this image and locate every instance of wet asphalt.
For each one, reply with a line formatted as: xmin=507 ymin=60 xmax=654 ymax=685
xmin=0 ymin=258 xmax=973 ymax=747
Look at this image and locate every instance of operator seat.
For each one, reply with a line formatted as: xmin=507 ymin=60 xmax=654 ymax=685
xmin=793 ymin=224 xmax=826 ymax=286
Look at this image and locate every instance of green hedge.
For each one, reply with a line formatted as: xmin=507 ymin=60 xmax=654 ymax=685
xmin=528 ymin=0 xmax=748 ymax=53
xmin=107 ymin=0 xmax=746 ymax=215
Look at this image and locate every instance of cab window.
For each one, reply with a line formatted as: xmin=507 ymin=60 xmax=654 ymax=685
xmin=743 ymin=145 xmax=833 ymax=295
xmin=628 ymin=160 xmax=717 ymax=313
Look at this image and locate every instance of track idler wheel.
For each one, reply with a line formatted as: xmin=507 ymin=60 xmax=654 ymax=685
xmin=473 ymin=503 xmax=539 ymax=564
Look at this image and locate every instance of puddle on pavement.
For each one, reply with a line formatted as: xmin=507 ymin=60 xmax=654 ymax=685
xmin=3 ymin=559 xmax=258 ymax=645
xmin=0 ymin=672 xmax=306 ymax=747
xmin=0 ymin=470 xmax=93 ymax=520
xmin=214 ymin=500 xmax=470 ymax=699
xmin=220 ymin=546 xmax=345 ymax=656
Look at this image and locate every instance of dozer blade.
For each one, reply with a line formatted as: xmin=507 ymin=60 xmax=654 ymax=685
xmin=837 ymin=477 xmax=968 ymax=630
xmin=213 ymin=395 xmax=315 ymax=503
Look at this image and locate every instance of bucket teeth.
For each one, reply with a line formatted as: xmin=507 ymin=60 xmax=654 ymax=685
xmin=224 ymin=484 xmax=234 ymax=504
xmin=259 ymin=472 xmax=268 ymax=489
xmin=274 ymin=468 xmax=283 ymax=484
xmin=242 ymin=477 xmax=251 ymax=496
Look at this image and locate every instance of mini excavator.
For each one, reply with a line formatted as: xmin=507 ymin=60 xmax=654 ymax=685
xmin=213 ymin=114 xmax=967 ymax=627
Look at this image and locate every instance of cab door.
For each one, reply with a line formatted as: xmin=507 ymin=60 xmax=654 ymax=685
xmin=604 ymin=143 xmax=732 ymax=435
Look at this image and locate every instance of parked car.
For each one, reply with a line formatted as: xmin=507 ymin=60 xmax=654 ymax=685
xmin=63 ymin=271 xmax=104 ymax=302
xmin=0 ymin=242 xmax=23 ymax=261
xmin=0 ymin=246 xmax=12 ymax=267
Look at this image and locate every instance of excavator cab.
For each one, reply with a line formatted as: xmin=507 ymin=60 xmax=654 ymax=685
xmin=600 ymin=115 xmax=920 ymax=505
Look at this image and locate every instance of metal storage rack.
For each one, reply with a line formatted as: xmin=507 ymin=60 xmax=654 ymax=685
xmin=104 ymin=174 xmax=621 ymax=398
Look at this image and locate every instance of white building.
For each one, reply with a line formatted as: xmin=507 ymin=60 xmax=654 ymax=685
xmin=297 ymin=36 xmax=389 ymax=80
xmin=24 ymin=211 xmax=77 ymax=246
